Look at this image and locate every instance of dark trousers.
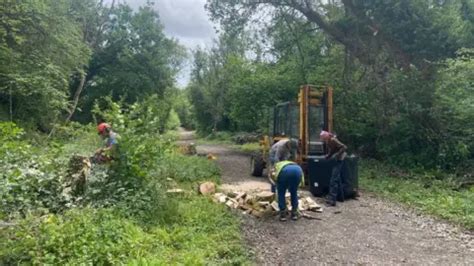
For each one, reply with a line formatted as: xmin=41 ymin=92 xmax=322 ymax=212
xmin=329 ymin=160 xmax=344 ymax=201
xmin=277 ymin=165 xmax=302 ymax=212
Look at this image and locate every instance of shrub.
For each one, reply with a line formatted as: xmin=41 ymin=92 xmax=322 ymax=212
xmin=0 ymin=122 xmax=69 ymax=219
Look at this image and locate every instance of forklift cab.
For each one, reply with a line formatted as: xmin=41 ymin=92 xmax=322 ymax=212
xmin=270 ymin=85 xmax=333 ymax=162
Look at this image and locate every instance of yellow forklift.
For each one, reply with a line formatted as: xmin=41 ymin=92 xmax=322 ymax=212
xmin=250 ymin=85 xmax=358 ymax=197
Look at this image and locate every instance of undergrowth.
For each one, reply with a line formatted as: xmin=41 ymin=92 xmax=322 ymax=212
xmin=360 ymin=159 xmax=474 ymax=229
xmin=0 ymin=98 xmax=249 ymax=264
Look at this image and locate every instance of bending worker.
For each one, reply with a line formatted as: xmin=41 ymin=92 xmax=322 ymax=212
xmin=268 ymin=138 xmax=298 ymax=189
xmin=272 ymin=160 xmax=304 ymax=221
xmin=320 ymin=130 xmax=347 ymax=206
xmin=268 ymin=138 xmax=301 ymax=221
xmin=268 ymin=138 xmax=298 ymax=168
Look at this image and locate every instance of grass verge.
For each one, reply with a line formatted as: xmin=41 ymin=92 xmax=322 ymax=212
xmin=360 ymin=159 xmax=474 ymax=230
xmin=1 ymin=194 xmax=249 ymax=265
xmin=234 ymin=142 xmax=260 ymax=153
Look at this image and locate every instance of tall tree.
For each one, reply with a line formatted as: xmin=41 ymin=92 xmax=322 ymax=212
xmin=0 ymin=0 xmax=90 ymax=129
xmin=72 ymin=2 xmax=186 ymax=122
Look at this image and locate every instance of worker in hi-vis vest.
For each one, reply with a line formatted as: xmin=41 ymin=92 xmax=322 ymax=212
xmin=270 ymin=160 xmax=304 ymax=221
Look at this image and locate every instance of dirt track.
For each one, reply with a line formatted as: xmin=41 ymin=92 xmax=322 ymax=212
xmin=194 ymin=139 xmax=474 ymax=265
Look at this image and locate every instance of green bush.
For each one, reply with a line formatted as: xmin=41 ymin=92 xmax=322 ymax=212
xmin=0 ymin=122 xmax=68 ymax=219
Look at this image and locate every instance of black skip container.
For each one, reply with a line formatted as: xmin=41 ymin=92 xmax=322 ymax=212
xmin=308 ymin=155 xmax=359 ymax=198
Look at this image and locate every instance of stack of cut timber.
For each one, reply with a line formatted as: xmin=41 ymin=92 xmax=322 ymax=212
xmin=205 ymin=184 xmax=323 ymax=218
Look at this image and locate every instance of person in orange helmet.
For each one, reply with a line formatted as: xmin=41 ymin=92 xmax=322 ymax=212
xmin=93 ymin=122 xmax=119 ymax=163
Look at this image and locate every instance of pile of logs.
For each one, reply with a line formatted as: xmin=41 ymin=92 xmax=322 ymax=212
xmin=212 ymin=190 xmax=323 ymax=218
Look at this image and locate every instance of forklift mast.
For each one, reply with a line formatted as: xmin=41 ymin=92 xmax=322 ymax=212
xmin=297 ymin=85 xmax=333 ymax=163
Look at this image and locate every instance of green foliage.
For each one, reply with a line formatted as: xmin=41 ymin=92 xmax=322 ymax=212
xmin=173 ymin=89 xmax=196 ymax=129
xmin=0 ymin=98 xmax=249 ymax=264
xmin=75 ymin=3 xmax=186 ymax=122
xmin=0 ymin=1 xmax=185 ymax=129
xmin=200 ymin=0 xmax=474 ymax=170
xmin=0 ymin=122 xmax=68 ymax=219
xmin=0 ymin=208 xmax=156 ymax=265
xmin=236 ymin=142 xmax=260 ymax=153
xmin=433 ymin=49 xmax=474 ymax=169
xmin=360 ymin=160 xmax=474 ymax=229
xmin=156 ymin=154 xmax=220 ymax=184
xmin=0 ymin=0 xmax=90 ymax=129
xmin=0 ymin=196 xmax=248 ymax=265
xmin=166 ymin=108 xmax=181 ymax=130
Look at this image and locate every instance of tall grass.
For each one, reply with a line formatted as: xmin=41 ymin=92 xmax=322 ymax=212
xmin=360 ymin=160 xmax=474 ymax=229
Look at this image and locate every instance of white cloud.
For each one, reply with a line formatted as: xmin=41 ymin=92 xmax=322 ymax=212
xmin=123 ymin=0 xmax=216 ymax=87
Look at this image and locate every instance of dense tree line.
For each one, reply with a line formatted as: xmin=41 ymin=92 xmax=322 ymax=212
xmin=0 ymin=0 xmax=185 ymax=131
xmin=187 ymin=0 xmax=473 ymax=169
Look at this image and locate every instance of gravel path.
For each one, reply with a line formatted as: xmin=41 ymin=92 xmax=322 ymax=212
xmin=195 ymin=141 xmax=474 ymax=265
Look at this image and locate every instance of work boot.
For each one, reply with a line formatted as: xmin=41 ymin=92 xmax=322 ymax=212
xmin=325 ymin=197 xmax=336 ymax=207
xmin=279 ymin=210 xmax=287 ymax=222
xmin=291 ymin=210 xmax=299 ymax=221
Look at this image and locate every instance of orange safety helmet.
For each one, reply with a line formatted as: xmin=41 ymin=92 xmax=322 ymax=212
xmin=97 ymin=123 xmax=111 ymax=134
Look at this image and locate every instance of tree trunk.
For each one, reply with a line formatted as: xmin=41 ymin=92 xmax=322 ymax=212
xmin=65 ymin=70 xmax=86 ymax=123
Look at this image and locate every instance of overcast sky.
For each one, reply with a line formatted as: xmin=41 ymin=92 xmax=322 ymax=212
xmin=125 ymin=0 xmax=217 ymax=87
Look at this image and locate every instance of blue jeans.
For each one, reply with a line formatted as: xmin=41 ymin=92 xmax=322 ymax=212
xmin=329 ymin=160 xmax=344 ymax=201
xmin=277 ymin=165 xmax=302 ymax=212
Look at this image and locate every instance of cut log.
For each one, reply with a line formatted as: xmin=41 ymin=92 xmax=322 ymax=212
xmin=225 ymin=200 xmax=239 ymax=209
xmin=304 ymin=196 xmax=323 ymax=212
xmin=245 ymin=194 xmax=255 ymax=204
xmin=271 ymin=201 xmax=279 ymax=211
xmin=225 ymin=198 xmax=239 ymax=209
xmin=239 ymin=204 xmax=252 ymax=211
xmin=226 ymin=191 xmax=238 ymax=198
xmin=199 ymin=182 xmax=216 ymax=195
xmin=235 ymin=192 xmax=247 ymax=200
xmin=256 ymin=191 xmax=275 ymax=201
xmin=213 ymin=193 xmax=227 ymax=203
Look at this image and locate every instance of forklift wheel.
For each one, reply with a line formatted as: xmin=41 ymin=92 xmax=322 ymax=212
xmin=251 ymin=153 xmax=265 ymax=177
